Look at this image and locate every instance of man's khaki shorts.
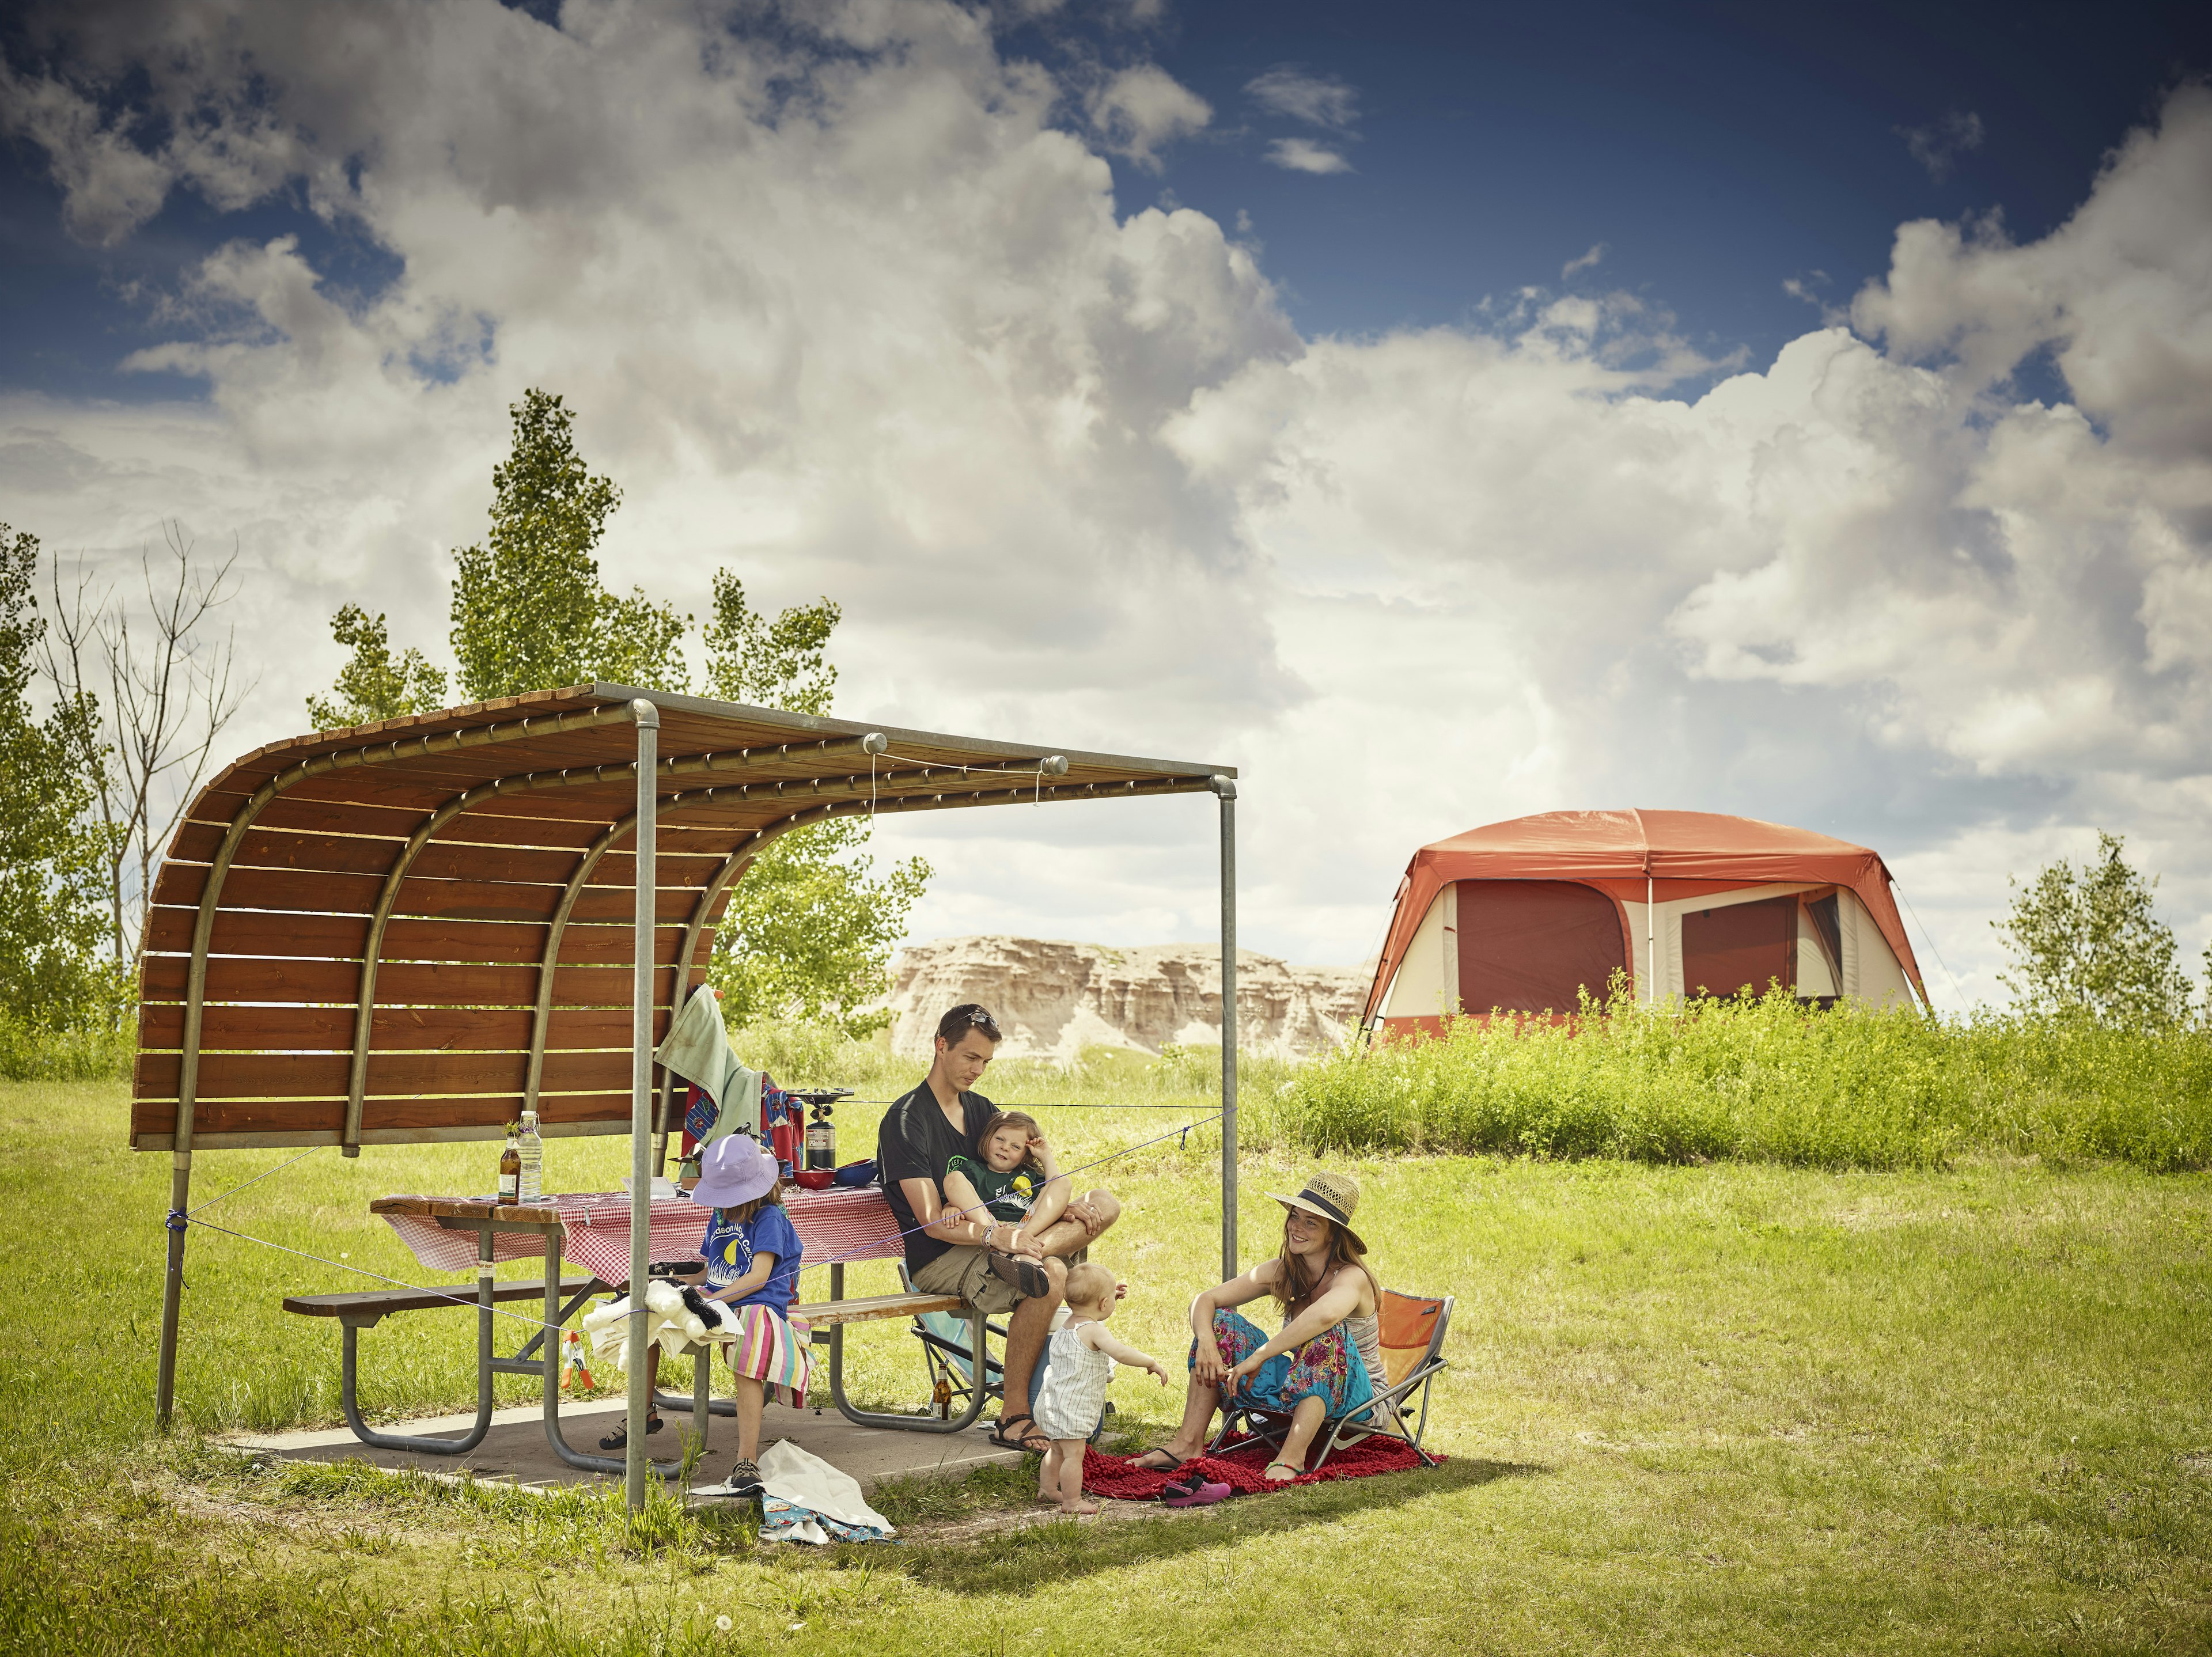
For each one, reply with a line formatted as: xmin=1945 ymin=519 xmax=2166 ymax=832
xmin=910 ymin=1244 xmax=1026 ymax=1315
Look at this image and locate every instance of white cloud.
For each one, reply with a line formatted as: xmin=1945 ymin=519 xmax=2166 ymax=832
xmin=1264 ymin=137 xmax=1353 ymax=176
xmin=6 ymin=8 xmax=2212 ymax=996
xmin=1561 ymin=242 xmax=1605 ymax=279
xmin=1085 ymin=63 xmax=1211 ymax=172
xmin=1898 ymin=109 xmax=1986 ymax=181
xmin=1245 ymin=67 xmax=1358 ymax=131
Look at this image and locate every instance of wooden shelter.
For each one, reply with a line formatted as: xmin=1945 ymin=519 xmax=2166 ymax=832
xmin=137 ymin=684 xmax=1240 ymax=1499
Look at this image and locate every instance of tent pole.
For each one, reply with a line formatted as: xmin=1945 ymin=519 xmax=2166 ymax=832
xmin=1213 ymin=777 xmax=1238 ymax=1282
xmin=626 ymin=700 xmax=659 ymax=1511
xmin=1646 ymin=874 xmax=1655 ymax=1006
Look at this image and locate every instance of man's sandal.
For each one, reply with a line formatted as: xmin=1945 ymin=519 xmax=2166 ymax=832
xmin=598 ymin=1414 xmax=662 ymax=1450
xmin=986 ymin=1249 xmax=1052 ymax=1299
xmin=1262 ymin=1459 xmax=1302 ymax=1484
xmin=988 ymin=1412 xmax=1051 ymax=1454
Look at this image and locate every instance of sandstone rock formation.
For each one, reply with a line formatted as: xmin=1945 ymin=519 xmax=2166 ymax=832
xmin=876 ymin=936 xmax=1369 ymax=1062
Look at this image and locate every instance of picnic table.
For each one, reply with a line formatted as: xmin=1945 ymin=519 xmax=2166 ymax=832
xmin=301 ymin=1184 xmax=975 ymax=1476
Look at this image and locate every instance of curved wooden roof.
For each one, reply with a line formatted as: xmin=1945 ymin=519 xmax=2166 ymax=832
xmin=132 ymin=685 xmax=1232 ymax=1152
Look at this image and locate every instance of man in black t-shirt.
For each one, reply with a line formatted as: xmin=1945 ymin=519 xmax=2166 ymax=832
xmin=877 ymin=1002 xmax=1120 ymax=1453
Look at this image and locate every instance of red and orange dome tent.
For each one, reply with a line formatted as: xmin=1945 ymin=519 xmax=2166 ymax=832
xmin=1361 ymin=809 xmax=1927 ymax=1036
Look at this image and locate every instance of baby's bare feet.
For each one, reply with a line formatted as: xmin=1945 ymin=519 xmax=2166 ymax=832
xmin=1058 ymin=1499 xmax=1101 ymax=1516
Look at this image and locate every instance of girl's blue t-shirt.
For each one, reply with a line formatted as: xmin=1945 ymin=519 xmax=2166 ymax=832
xmin=699 ymin=1204 xmax=802 ymax=1312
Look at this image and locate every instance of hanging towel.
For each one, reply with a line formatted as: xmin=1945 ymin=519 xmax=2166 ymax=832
xmin=747 ymin=1440 xmax=896 ymax=1543
xmin=652 ymin=985 xmax=759 ymax=1144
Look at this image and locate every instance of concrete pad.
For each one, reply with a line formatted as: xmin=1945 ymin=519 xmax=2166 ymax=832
xmin=226 ymin=1397 xmax=1024 ymax=1496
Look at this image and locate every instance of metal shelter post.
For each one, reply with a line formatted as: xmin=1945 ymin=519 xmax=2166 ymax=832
xmin=626 ymin=700 xmax=659 ymax=1510
xmin=1213 ymin=776 xmax=1238 ymax=1283
xmin=156 ymin=1150 xmax=191 ymax=1427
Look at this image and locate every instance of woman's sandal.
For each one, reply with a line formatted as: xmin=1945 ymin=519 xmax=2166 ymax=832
xmin=1128 ymin=1447 xmax=1183 ymax=1472
xmin=598 ymin=1414 xmax=662 ymax=1450
xmin=1262 ymin=1459 xmax=1302 ymax=1485
xmin=988 ymin=1412 xmax=1051 ymax=1454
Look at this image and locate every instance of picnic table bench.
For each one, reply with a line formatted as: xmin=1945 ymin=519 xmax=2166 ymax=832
xmin=279 ymin=1186 xmax=994 ymax=1476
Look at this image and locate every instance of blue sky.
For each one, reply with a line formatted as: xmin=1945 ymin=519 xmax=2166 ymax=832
xmin=3 ymin=0 xmax=2211 ymax=1003
xmin=1104 ymin=2 xmax=2210 ymax=363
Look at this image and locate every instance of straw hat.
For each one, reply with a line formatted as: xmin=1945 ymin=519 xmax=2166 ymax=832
xmin=1268 ymin=1169 xmax=1365 ymax=1253
xmin=688 ymin=1135 xmax=779 ymax=1209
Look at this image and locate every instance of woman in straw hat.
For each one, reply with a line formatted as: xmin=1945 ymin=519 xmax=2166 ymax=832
xmin=1132 ymin=1169 xmax=1382 ymax=1484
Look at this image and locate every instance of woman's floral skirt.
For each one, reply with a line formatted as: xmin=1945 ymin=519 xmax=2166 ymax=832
xmin=1192 ymin=1309 xmax=1376 ymax=1418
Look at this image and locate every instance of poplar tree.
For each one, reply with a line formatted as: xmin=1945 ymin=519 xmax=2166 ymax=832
xmin=448 ymin=389 xmax=688 ymax=699
xmin=1994 ymin=832 xmax=2193 ymax=1027
xmin=305 ymin=604 xmax=448 ymax=729
xmin=308 ymin=392 xmax=929 ymax=1034
xmin=700 ymin=570 xmax=929 ymax=1037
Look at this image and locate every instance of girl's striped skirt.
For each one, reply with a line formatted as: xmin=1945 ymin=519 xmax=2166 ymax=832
xmin=724 ymin=1303 xmax=812 ymax=1408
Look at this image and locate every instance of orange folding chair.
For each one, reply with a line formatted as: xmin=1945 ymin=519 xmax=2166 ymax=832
xmin=1210 ymin=1289 xmax=1453 ymax=1472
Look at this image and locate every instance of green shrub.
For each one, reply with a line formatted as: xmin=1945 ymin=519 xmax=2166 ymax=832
xmin=1272 ymin=993 xmax=2212 ymax=1171
xmin=0 ymin=1010 xmax=132 ymax=1082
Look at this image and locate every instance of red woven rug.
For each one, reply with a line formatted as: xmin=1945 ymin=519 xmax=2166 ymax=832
xmin=1082 ymin=1432 xmax=1439 ymax=1501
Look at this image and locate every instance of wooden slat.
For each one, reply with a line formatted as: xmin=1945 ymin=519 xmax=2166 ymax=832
xmin=134 ymin=1046 xmax=639 ymax=1102
xmin=284 ymin=1276 xmax=596 ymax=1317
xmin=151 ymin=863 xmax=385 ymax=913
xmin=139 ymin=954 xmax=682 ymax=1007
xmin=786 ymin=1292 xmax=965 ymax=1329
xmin=167 ymin=821 xmax=404 ymax=869
xmin=364 ymin=1197 xmax=567 ymax=1224
xmin=138 ymin=1004 xmax=647 ymax=1053
xmin=198 ymin=774 xmax=639 ymax=819
xmin=132 ymin=1088 xmax=645 ymax=1141
xmin=151 ymin=862 xmax=705 ymax=923
xmin=369 ymin=1092 xmax=636 ymax=1132
xmin=558 ymin=886 xmax=696 ymax=925
xmin=408 ymin=843 xmax=580 ymax=885
xmin=581 ymin=851 xmax=730 ymax=887
xmin=142 ymin=907 xmax=372 ymax=960
xmin=140 ymin=908 xmax=717 ymax=966
xmin=187 ymin=791 xmax=619 ymax=848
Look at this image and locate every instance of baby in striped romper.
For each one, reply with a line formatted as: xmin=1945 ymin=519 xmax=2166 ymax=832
xmin=1033 ymin=1261 xmax=1168 ymax=1514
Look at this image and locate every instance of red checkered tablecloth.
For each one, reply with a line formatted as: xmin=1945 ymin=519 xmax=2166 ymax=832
xmin=379 ymin=1185 xmax=904 ymax=1284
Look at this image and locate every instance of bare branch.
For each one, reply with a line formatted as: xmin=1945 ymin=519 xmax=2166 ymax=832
xmin=37 ymin=521 xmax=259 ymax=975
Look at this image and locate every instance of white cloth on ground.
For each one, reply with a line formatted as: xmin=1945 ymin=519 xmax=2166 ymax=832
xmin=1032 ymin=1323 xmax=1113 ymax=1441
xmin=745 ymin=1440 xmax=896 ymax=1543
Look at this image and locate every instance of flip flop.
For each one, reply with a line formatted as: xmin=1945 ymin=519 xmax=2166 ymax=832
xmin=1262 ymin=1459 xmax=1302 ymax=1485
xmin=986 ymin=1249 xmax=1052 ymax=1299
xmin=988 ymin=1412 xmax=1051 ymax=1454
xmin=1127 ymin=1448 xmax=1183 ymax=1472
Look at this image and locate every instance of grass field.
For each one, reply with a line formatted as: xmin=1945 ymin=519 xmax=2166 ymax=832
xmin=5 ymin=1060 xmax=2211 ymax=1654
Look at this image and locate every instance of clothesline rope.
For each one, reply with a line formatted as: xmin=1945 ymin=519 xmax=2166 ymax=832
xmin=794 ymin=1109 xmax=1222 ymax=1276
xmin=188 ymin=1143 xmax=327 ymax=1218
xmin=166 ymin=1110 xmax=1226 ymax=1337
xmin=832 ymin=1100 xmax=1209 ymax=1110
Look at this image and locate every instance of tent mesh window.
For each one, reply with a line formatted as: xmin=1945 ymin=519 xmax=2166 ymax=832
xmin=1682 ymin=895 xmax=1797 ymax=1000
xmin=1455 ymin=879 xmax=1627 ymax=1015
